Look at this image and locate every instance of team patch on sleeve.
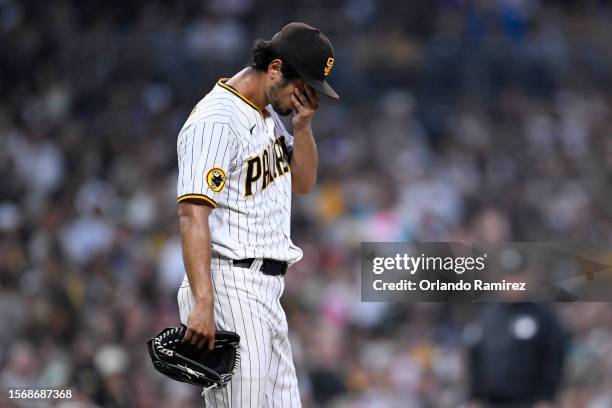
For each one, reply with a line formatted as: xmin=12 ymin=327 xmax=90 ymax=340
xmin=206 ymin=167 xmax=227 ymax=193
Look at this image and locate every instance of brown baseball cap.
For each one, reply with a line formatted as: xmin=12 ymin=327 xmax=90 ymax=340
xmin=270 ymin=22 xmax=339 ymax=100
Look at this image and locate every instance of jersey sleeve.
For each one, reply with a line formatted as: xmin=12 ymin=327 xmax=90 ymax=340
xmin=176 ymin=120 xmax=238 ymax=208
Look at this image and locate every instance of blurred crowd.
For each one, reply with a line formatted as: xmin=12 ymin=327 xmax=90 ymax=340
xmin=2 ymin=0 xmax=612 ymax=406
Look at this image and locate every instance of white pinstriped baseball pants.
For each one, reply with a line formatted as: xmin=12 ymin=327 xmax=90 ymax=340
xmin=177 ymin=256 xmax=301 ymax=408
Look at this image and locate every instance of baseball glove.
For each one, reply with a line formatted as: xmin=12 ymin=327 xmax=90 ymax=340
xmin=147 ymin=324 xmax=240 ymax=389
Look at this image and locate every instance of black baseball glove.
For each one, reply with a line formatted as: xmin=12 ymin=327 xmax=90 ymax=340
xmin=147 ymin=324 xmax=240 ymax=390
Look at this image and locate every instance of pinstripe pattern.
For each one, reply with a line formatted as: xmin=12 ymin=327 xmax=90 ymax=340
xmin=177 ymin=259 xmax=301 ymax=407
xmin=176 ymin=81 xmax=302 ymax=407
xmin=176 ymin=81 xmax=303 ymax=264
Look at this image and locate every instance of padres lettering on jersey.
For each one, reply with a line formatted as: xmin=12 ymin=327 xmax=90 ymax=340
xmin=244 ymin=137 xmax=291 ymax=197
xmin=176 ymin=79 xmax=303 ymax=264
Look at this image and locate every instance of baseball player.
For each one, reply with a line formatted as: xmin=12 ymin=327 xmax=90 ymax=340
xmin=175 ymin=22 xmax=338 ymax=407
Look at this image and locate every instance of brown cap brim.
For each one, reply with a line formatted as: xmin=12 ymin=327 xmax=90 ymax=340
xmin=301 ymin=73 xmax=340 ymax=100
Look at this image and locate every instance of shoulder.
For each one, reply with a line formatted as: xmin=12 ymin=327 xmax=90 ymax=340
xmin=182 ymin=109 xmax=246 ymax=144
xmin=194 ymin=85 xmax=258 ymax=132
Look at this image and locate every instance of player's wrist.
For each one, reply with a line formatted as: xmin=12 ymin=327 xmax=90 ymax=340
xmin=194 ymin=294 xmax=214 ymax=305
xmin=192 ymin=289 xmax=214 ymax=307
xmin=292 ymin=121 xmax=312 ymax=133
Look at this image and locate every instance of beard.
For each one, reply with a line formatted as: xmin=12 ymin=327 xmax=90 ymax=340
xmin=272 ymin=105 xmax=292 ymax=116
xmin=269 ymin=80 xmax=293 ymax=116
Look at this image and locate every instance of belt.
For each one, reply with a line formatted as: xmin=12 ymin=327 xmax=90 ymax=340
xmin=232 ymin=258 xmax=288 ymax=276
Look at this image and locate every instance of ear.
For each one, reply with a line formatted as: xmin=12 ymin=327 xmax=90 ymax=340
xmin=267 ymin=59 xmax=283 ymax=80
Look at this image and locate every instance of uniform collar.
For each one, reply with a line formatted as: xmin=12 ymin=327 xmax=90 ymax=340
xmin=217 ymin=79 xmax=265 ymax=118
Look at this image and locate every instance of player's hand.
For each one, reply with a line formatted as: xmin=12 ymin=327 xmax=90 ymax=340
xmin=183 ymin=299 xmax=216 ymax=351
xmin=291 ymin=83 xmax=319 ymax=130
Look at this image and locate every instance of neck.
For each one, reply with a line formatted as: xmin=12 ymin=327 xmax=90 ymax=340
xmin=225 ymin=68 xmax=268 ymax=113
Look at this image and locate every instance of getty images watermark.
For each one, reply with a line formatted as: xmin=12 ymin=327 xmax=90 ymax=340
xmin=371 ymin=252 xmax=526 ymax=292
xmin=361 ymin=243 xmax=612 ymax=302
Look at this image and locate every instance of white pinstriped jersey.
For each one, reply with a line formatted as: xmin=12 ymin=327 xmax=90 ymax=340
xmin=176 ymin=79 xmax=303 ymax=265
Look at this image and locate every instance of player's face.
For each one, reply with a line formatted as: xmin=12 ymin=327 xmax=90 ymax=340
xmin=268 ymin=76 xmax=305 ymax=116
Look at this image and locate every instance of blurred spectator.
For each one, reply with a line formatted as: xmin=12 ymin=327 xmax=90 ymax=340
xmin=466 ymin=303 xmax=567 ymax=408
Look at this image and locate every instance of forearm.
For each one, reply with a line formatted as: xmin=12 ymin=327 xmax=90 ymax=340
xmin=178 ymin=206 xmax=214 ymax=305
xmin=290 ymin=123 xmax=318 ymax=193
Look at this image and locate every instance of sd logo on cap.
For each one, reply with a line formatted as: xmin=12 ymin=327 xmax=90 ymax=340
xmin=270 ymin=22 xmax=339 ymax=100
